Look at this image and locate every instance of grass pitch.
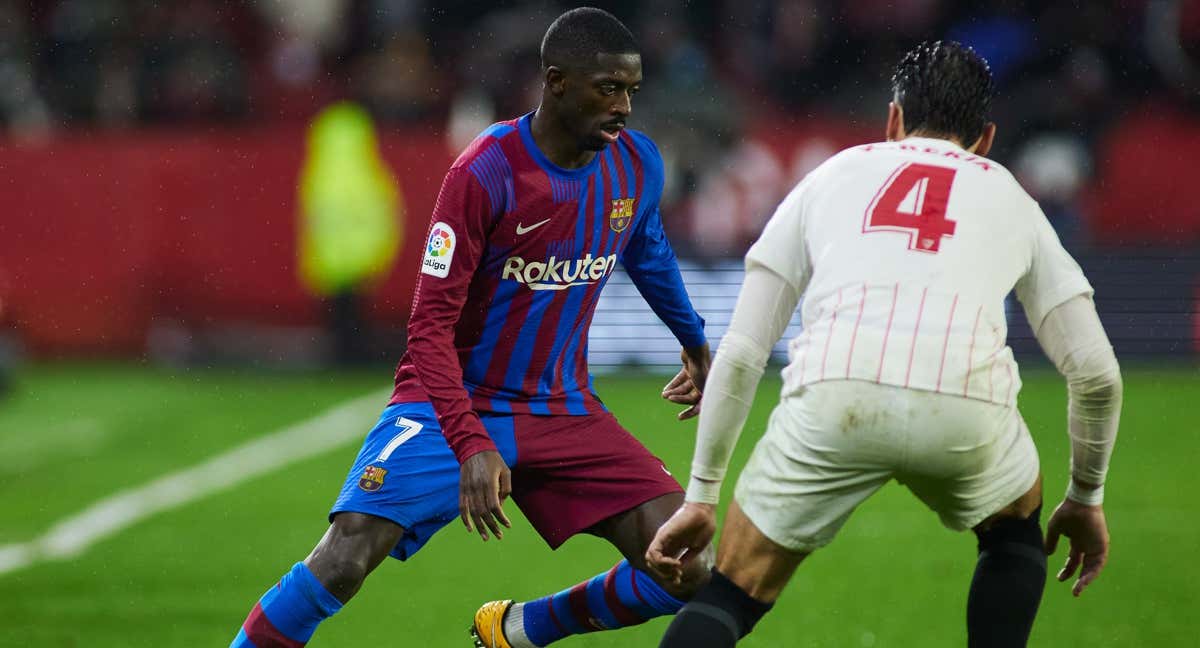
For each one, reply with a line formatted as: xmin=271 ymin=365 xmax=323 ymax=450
xmin=0 ymin=362 xmax=1194 ymax=647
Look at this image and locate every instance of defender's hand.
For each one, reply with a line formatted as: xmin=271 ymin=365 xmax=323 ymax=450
xmin=645 ymin=502 xmax=717 ymax=585
xmin=662 ymin=344 xmax=712 ymax=420
xmin=459 ymin=450 xmax=512 ymax=542
xmin=1045 ymin=498 xmax=1109 ymax=596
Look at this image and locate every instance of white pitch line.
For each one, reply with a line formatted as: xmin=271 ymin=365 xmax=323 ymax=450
xmin=0 ymin=389 xmax=388 ymax=577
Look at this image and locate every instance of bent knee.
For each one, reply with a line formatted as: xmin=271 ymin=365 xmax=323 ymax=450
xmin=971 ymin=508 xmax=1046 ymax=572
xmin=305 ymin=513 xmax=403 ymax=600
xmin=309 ymin=554 xmax=370 ymax=591
xmin=979 ymin=476 xmax=1043 ymax=532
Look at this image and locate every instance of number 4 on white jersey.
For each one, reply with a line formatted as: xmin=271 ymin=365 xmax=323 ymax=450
xmin=863 ymin=162 xmax=958 ymax=253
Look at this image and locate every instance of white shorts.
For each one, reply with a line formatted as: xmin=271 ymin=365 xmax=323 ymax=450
xmin=734 ymin=380 xmax=1040 ymax=553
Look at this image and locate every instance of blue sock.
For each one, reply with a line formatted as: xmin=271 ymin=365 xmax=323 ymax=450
xmin=519 ymin=560 xmax=684 ymax=646
xmin=231 ymin=562 xmax=343 ymax=647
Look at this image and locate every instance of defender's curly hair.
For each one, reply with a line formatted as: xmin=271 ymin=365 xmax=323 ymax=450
xmin=891 ymin=40 xmax=995 ymax=144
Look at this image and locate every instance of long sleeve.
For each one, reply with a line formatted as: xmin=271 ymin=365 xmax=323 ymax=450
xmin=1033 ymin=295 xmax=1122 ymax=505
xmin=685 ymin=262 xmax=804 ymax=504
xmin=684 ymin=178 xmax=813 ymax=504
xmin=405 ymin=167 xmax=496 ymax=464
xmin=620 ymin=205 xmax=706 ymax=348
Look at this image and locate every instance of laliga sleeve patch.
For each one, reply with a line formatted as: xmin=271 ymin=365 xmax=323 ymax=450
xmin=421 ymin=221 xmax=456 ymax=278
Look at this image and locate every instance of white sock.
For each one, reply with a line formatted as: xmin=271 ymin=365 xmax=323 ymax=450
xmin=503 ymin=602 xmax=537 ymax=648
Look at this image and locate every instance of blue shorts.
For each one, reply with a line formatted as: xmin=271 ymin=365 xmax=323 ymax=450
xmin=330 ymin=401 xmax=681 ymax=560
xmin=330 ymin=402 xmax=517 ymax=560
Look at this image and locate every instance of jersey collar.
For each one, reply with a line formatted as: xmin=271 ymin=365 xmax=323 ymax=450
xmin=901 ymin=136 xmax=969 ymax=152
xmin=519 ymin=112 xmax=602 ymax=179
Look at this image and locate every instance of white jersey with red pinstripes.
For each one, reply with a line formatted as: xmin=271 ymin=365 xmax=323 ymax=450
xmin=749 ymin=137 xmax=1093 ymax=407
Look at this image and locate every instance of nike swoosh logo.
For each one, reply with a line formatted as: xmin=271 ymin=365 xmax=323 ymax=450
xmin=515 ymin=218 xmax=552 ymax=235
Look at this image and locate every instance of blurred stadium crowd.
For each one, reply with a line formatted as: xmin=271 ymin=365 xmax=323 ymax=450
xmin=0 ymin=2 xmax=1188 ymax=127
xmin=1 ymin=0 xmax=1197 ymax=367
xmin=4 ymin=0 xmax=1199 ymax=251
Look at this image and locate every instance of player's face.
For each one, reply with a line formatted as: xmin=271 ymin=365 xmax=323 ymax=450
xmin=563 ymin=53 xmax=642 ymax=151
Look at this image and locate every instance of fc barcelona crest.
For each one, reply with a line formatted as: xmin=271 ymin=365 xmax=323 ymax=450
xmin=609 ymin=198 xmax=635 ymax=232
xmin=358 ymin=465 xmax=388 ymax=492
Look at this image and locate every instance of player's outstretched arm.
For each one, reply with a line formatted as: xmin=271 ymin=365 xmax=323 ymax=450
xmin=409 ymin=167 xmax=515 ymax=541
xmin=409 ymin=168 xmax=503 ymax=465
xmin=1045 ymin=494 xmax=1109 ymax=596
xmin=619 ymin=203 xmax=709 ymax=378
xmin=681 ymin=262 xmax=800 ymax=500
xmin=648 ymin=263 xmax=802 ymax=581
xmin=1031 ymin=296 xmax=1122 ymax=596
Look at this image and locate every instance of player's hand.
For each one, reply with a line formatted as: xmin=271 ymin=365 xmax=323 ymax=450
xmin=1044 ymin=498 xmax=1109 ymax=596
xmin=459 ymin=450 xmax=512 ymax=542
xmin=645 ymin=502 xmax=717 ymax=586
xmin=663 ymin=344 xmax=712 ymax=421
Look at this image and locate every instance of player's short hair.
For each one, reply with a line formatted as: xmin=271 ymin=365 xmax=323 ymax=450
xmin=540 ymin=7 xmax=638 ymax=72
xmin=891 ymin=40 xmax=995 ymax=145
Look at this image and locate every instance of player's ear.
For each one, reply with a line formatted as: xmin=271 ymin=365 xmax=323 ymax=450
xmin=886 ymin=102 xmax=905 ymax=142
xmin=545 ymin=66 xmax=568 ymax=98
xmin=972 ymin=122 xmax=997 ymax=157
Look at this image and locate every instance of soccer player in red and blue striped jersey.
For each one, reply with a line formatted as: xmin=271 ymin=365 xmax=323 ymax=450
xmin=230 ymin=8 xmax=712 ymax=648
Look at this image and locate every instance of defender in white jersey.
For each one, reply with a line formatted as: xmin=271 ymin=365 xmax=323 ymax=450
xmin=649 ymin=42 xmax=1122 ymax=648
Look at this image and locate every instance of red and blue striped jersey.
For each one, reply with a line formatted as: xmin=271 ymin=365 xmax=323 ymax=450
xmin=391 ymin=113 xmax=706 ymax=463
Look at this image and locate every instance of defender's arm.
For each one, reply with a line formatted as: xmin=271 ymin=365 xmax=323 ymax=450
xmin=1034 ymin=295 xmax=1122 ymax=506
xmin=684 ymin=262 xmax=801 ymax=504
